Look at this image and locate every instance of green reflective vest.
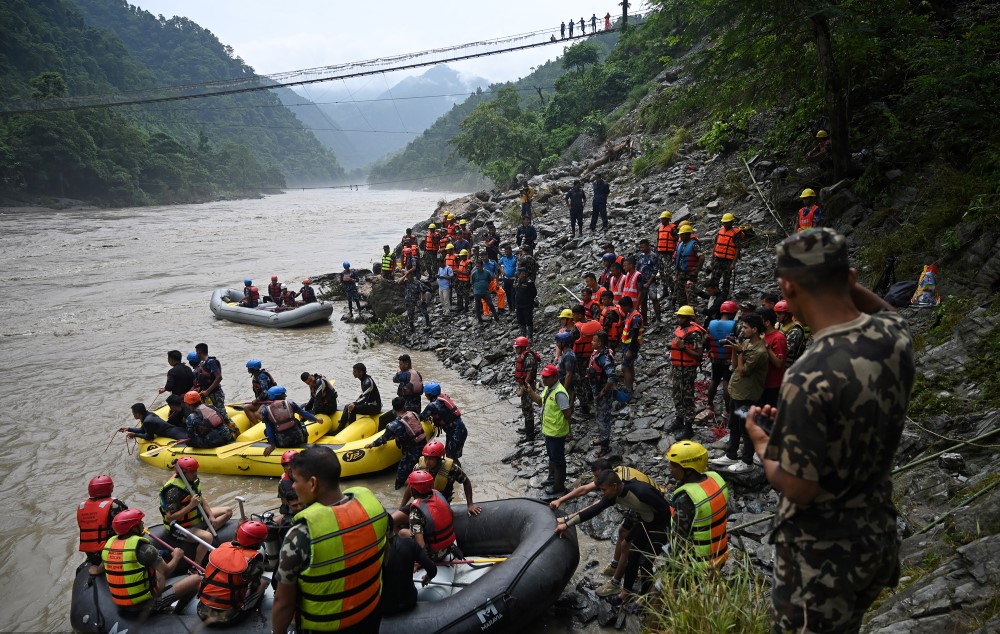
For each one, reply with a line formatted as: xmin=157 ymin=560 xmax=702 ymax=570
xmin=102 ymin=535 xmax=155 ymax=606
xmin=159 ymin=476 xmax=202 ymax=531
xmin=673 ymin=471 xmax=730 ymax=568
xmin=541 ymin=383 xmax=570 ymax=438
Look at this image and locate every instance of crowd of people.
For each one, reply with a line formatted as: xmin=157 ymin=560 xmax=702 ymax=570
xmin=236 ymin=275 xmax=318 ymax=310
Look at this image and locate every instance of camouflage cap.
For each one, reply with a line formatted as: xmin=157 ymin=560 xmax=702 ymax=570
xmin=776 ymin=228 xmax=849 ymax=270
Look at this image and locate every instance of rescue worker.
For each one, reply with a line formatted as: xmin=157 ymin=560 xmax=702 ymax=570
xmin=565 ymin=180 xmax=587 ymax=238
xmin=669 ymin=306 xmax=706 ymax=440
xmin=571 ymin=305 xmax=600 ymax=416
xmin=555 ymin=469 xmax=670 ymax=604
xmin=279 ymin=284 xmax=298 ymax=309
xmin=657 ymin=210 xmax=677 ymax=285
xmin=591 ymin=173 xmax=610 ymax=234
xmin=580 ymin=285 xmax=601 ymax=320
xmin=635 ymin=238 xmax=661 ymax=323
xmin=498 ymin=243 xmax=518 ymax=307
xmin=239 ymin=280 xmax=260 ymax=308
xmin=159 ymin=349 xmax=194 ymax=397
xmin=340 ymin=362 xmax=381 ymax=431
xmin=453 ymin=249 xmax=473 ymax=313
xmin=666 ymin=441 xmax=730 ymax=570
xmin=300 ymin=372 xmax=338 ymax=416
xmin=399 ymin=269 xmax=430 ymax=331
xmin=482 ymin=221 xmax=501 ymax=260
xmin=341 ymin=263 xmax=363 ymax=316
xmin=422 ymin=223 xmax=441 ymax=278
xmin=275 ymin=449 xmax=298 ymax=524
xmin=705 ymin=300 xmax=740 ymax=417
xmin=524 ymin=364 xmax=571 ymax=496
xmin=806 ymin=129 xmax=833 ymax=168
xmin=380 ymin=245 xmax=396 ymax=280
xmin=419 ymin=383 xmax=468 ymax=460
xmin=165 ymin=393 xmax=190 ymax=429
xmin=267 ymin=275 xmax=282 ymax=302
xmin=298 ymin=278 xmax=317 ymax=304
xmin=514 ymin=266 xmax=538 ymax=339
xmin=260 ymin=386 xmax=316 ymax=457
xmin=711 ymin=313 xmax=767 ymax=473
xmin=608 ymin=260 xmax=626 ymax=303
xmin=619 ymin=296 xmax=644 ymax=394
xmin=183 ymin=390 xmax=235 ymax=448
xmin=598 ymin=253 xmax=616 ymax=290
xmin=519 ymin=181 xmax=535 ymax=218
xmin=452 ymin=222 xmax=471 ymax=254
xmin=775 ymin=299 xmax=806 ymax=367
xmin=514 ymin=336 xmax=541 ymax=442
xmin=78 ymin=475 xmax=128 ymax=573
xmin=401 ymin=245 xmax=420 ymax=280
xmin=271 ymin=446 xmax=389 ymax=634
xmin=712 ymin=213 xmax=744 ymax=296
xmin=443 ymin=243 xmax=458 ymax=270
xmin=392 ymin=354 xmax=424 ymax=414
xmin=515 ymin=216 xmax=537 ymax=251
xmin=194 ymin=342 xmax=230 ymax=422
xmin=796 ymin=188 xmax=822 ymax=232
xmin=406 ymin=471 xmax=460 ymax=562
xmin=242 ymin=358 xmax=276 ymax=426
xmin=588 ymin=330 xmax=617 ymax=456
xmin=365 ymin=396 xmax=427 ymax=490
xmin=398 ymin=441 xmax=483 ymax=515
xmin=122 ymin=402 xmax=188 ymax=440
xmin=401 ymin=227 xmax=418 ymax=252
xmin=620 ymin=257 xmax=642 ymax=307
xmin=159 ymin=457 xmax=232 ymax=565
xmin=197 ymin=521 xmax=269 ymax=625
xmin=673 ymin=225 xmax=703 ymax=307
xmin=380 ymin=528 xmax=437 ymax=616
xmin=599 ymin=290 xmax=623 ymax=353
xmin=554 ymin=331 xmax=576 ymax=419
xmin=99 ymin=509 xmax=201 ymax=614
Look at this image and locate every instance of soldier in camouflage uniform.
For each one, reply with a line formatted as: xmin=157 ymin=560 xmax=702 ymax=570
xmin=518 ymin=244 xmax=540 ymax=283
xmin=668 ymin=305 xmax=705 ymax=439
xmin=746 ymin=228 xmax=915 ymax=634
xmin=399 ymin=270 xmax=430 ymax=331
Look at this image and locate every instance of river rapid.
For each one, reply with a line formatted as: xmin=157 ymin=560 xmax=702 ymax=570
xmin=0 ymin=189 xmax=542 ymax=632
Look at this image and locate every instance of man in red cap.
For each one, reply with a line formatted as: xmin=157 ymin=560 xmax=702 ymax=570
xmin=525 ymin=364 xmax=571 ymax=496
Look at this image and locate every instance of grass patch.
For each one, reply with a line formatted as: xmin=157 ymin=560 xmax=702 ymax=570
xmin=633 ymin=128 xmax=690 ymax=178
xmin=361 ymin=313 xmax=406 ymax=347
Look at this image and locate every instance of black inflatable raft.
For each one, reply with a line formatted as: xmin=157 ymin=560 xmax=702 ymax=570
xmin=71 ymin=498 xmax=579 ymax=634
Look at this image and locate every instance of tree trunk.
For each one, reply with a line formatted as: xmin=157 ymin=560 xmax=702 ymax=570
xmin=809 ymin=9 xmax=850 ymax=179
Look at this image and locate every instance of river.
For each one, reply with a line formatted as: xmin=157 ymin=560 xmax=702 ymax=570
xmin=0 ymin=189 xmax=574 ymax=632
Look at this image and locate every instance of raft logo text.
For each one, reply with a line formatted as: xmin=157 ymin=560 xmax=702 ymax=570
xmin=477 ymin=599 xmax=503 ymax=630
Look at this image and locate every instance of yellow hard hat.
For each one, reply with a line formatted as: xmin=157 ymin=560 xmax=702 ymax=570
xmin=459 ymin=219 xmax=467 ymax=225
xmin=800 ymin=188 xmax=816 ymax=198
xmin=428 ymin=223 xmax=437 ymax=229
xmin=559 ymin=309 xmax=574 ymax=319
xmin=659 ymin=210 xmax=672 ymax=220
xmin=816 ymin=130 xmax=829 ymax=139
xmin=678 ymin=225 xmax=694 ymax=234
xmin=445 ymin=243 xmax=454 ymax=250
xmin=666 ymin=440 xmax=708 ymax=473
xmin=459 ymin=249 xmax=469 ymax=256
xmin=721 ymin=213 xmax=736 ymax=223
xmin=675 ymin=305 xmax=696 ymax=317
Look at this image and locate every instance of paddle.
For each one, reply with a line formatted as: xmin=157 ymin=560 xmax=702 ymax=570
xmin=216 ymin=417 xmax=324 ymax=458
xmin=145 ymin=530 xmax=205 ymax=574
xmin=433 ymin=557 xmax=507 ymax=566
xmin=173 ymin=461 xmax=217 ymax=539
xmin=424 ymin=579 xmax=471 ymax=588
xmin=140 ymin=438 xmax=189 ymax=458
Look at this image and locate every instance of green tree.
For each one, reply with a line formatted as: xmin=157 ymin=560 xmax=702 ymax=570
xmin=30 ymin=72 xmax=67 ymax=99
xmin=562 ymin=41 xmax=601 ymax=74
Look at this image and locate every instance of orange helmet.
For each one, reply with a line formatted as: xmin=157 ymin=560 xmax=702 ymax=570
xmin=183 ymin=391 xmax=201 ymax=405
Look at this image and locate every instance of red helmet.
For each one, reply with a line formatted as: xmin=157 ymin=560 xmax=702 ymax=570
xmin=183 ymin=390 xmax=201 ymax=405
xmin=281 ymin=449 xmax=298 ymax=465
xmin=719 ymin=300 xmax=739 ymax=314
xmin=774 ymin=300 xmax=790 ymax=313
xmin=302 ymin=278 xmax=311 ymax=285
xmin=237 ymin=521 xmax=269 ymax=547
xmin=112 ymin=509 xmax=145 ymax=535
xmin=513 ymin=336 xmax=530 ymax=348
xmin=250 ymin=286 xmax=259 ymax=292
xmin=88 ymin=475 xmax=114 ymax=498
xmin=176 ymin=456 xmax=199 ymax=472
xmin=422 ymin=441 xmax=446 ymax=458
xmin=408 ymin=470 xmax=434 ymax=495
xmin=271 ymin=275 xmax=278 ymax=281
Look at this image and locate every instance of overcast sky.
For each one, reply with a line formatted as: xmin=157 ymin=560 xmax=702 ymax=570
xmin=131 ymin=0 xmax=650 ymax=97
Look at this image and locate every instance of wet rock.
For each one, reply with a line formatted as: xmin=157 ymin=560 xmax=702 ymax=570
xmin=937 ymin=453 xmax=966 ymax=474
xmin=625 ymin=429 xmax=660 ymax=443
xmin=580 ymin=506 xmax=624 ymax=540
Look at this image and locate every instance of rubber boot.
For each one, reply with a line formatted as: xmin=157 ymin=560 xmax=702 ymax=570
xmin=541 ymin=461 xmax=555 ymax=487
xmin=546 ymin=468 xmax=567 ymax=496
xmin=677 ymin=419 xmax=694 ymax=440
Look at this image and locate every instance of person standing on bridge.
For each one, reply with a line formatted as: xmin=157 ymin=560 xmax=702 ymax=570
xmin=591 ymin=14 xmax=598 ymax=32
xmin=561 ymin=21 xmax=566 ymax=39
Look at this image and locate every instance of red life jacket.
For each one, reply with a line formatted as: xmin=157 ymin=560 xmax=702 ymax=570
xmin=515 ymin=349 xmax=541 ymax=384
xmin=588 ymin=348 xmax=615 ymax=383
xmin=657 ymin=223 xmax=677 ymax=255
xmin=196 ymin=404 xmax=224 ymax=427
xmin=621 ymin=310 xmax=644 ymax=345
xmin=402 ymin=234 xmax=418 ymax=249
xmin=198 ymin=542 xmax=262 ymax=611
xmin=246 ymin=287 xmax=260 ymax=302
xmin=424 ymin=231 xmax=440 ymax=251
xmin=412 ymin=491 xmax=456 ymax=552
xmin=267 ymin=282 xmax=281 ymax=299
xmin=671 ymin=323 xmax=706 ymax=367
xmin=265 ymin=400 xmax=298 ymax=432
xmin=798 ymin=205 xmax=819 ymax=231
xmin=713 ymin=226 xmax=740 ymax=260
xmin=574 ymin=320 xmax=601 ymax=357
xmin=583 ymin=298 xmax=602 ymax=319
xmin=77 ymin=497 xmax=116 ymax=554
xmin=601 ymin=304 xmax=624 ymax=341
xmin=621 ymin=271 xmax=641 ymax=301
xmin=674 ymin=240 xmax=699 ymax=272
xmin=598 ymin=269 xmax=614 ymax=290
xmin=609 ymin=275 xmax=626 ymax=302
xmin=435 ymin=394 xmax=462 ymax=420
xmin=398 ymin=411 xmax=426 ymax=443
xmin=194 ymin=356 xmax=218 ymax=391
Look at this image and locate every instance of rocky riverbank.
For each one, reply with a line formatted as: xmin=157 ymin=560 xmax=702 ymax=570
xmin=315 ymin=124 xmax=1000 ymax=630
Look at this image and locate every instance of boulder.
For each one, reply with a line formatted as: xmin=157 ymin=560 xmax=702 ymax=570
xmin=367 ymin=278 xmax=406 ymax=320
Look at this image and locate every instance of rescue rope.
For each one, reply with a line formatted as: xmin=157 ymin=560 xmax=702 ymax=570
xmin=903 ymin=417 xmax=1000 ymax=450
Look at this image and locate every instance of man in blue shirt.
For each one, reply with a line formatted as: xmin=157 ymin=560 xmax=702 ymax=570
xmin=436 ymin=255 xmax=454 ymax=314
xmin=499 ymin=244 xmax=519 ymax=307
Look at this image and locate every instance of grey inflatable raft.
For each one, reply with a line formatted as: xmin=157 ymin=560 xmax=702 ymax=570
xmin=209 ymin=288 xmax=333 ymax=328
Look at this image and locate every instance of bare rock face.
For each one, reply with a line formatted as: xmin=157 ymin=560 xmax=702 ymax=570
xmin=367 ymin=277 xmax=406 ymax=319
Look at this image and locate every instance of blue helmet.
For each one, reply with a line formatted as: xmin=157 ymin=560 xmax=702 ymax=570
xmin=246 ymin=359 xmax=262 ymax=371
xmin=186 ymin=351 xmax=199 ymax=363
xmin=601 ymin=253 xmax=615 ymax=262
xmin=423 ymin=382 xmax=441 ymax=397
xmin=342 ymin=261 xmax=351 ymax=268
xmin=555 ymin=331 xmax=575 ymax=344
xmin=267 ymin=386 xmax=286 ymax=400
xmin=244 ymin=279 xmax=253 ymax=286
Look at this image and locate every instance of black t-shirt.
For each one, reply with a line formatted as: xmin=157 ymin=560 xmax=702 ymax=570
xmin=380 ymin=535 xmax=437 ymax=616
xmin=165 ymin=363 xmax=195 ymax=395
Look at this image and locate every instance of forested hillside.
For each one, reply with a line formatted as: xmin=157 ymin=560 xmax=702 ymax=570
xmin=0 ymin=0 xmax=344 ymax=206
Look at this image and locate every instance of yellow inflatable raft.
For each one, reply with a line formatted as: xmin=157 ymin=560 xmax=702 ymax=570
xmin=137 ymin=404 xmax=434 ymax=478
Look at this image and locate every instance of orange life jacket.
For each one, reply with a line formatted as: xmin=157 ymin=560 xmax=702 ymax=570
xmin=602 ymin=304 xmax=624 ymax=341
xmin=798 ymin=205 xmax=819 ymax=231
xmin=424 ymin=231 xmax=440 ymax=251
xmin=412 ymin=491 xmax=456 ymax=552
xmin=713 ymin=226 xmax=740 ymax=260
xmin=77 ymin=497 xmax=116 ymax=554
xmin=621 ymin=271 xmax=641 ymax=301
xmin=455 ymin=261 xmax=471 ymax=283
xmin=198 ymin=542 xmax=262 ymax=611
xmin=657 ymin=223 xmax=677 ymax=255
xmin=444 ymin=253 xmax=457 ymax=269
xmin=573 ymin=319 xmax=602 ymax=357
xmin=621 ymin=310 xmax=644 ymax=345
xmin=671 ymin=323 xmax=706 ymax=366
xmin=515 ymin=349 xmax=541 ymax=384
